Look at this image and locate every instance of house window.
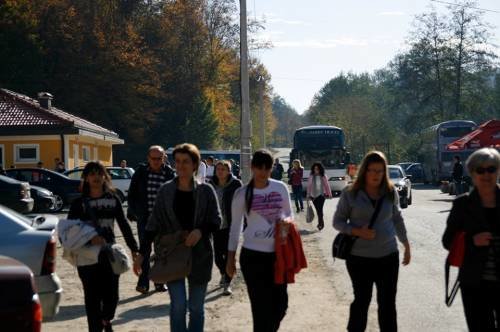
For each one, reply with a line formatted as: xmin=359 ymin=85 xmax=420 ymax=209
xmin=73 ymin=144 xmax=79 ymax=168
xmin=82 ymin=146 xmax=91 ymax=162
xmin=14 ymin=144 xmax=40 ymax=163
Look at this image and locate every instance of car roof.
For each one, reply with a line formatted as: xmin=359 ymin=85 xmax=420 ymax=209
xmin=0 ymin=174 xmax=24 ymax=184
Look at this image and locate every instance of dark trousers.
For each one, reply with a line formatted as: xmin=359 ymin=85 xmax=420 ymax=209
xmin=137 ymin=218 xmax=152 ymax=288
xmin=312 ymin=195 xmax=326 ymax=225
xmin=346 ymin=252 xmax=399 ymax=332
xmin=213 ymin=228 xmax=231 ymax=284
xmin=240 ymin=248 xmax=288 ymax=332
xmin=461 ymin=281 xmax=500 ymax=331
xmin=77 ymin=251 xmax=119 ymax=332
xmin=291 ymin=185 xmax=303 ymax=211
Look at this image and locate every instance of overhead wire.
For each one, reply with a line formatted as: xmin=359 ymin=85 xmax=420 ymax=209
xmin=429 ymin=0 xmax=500 ymax=14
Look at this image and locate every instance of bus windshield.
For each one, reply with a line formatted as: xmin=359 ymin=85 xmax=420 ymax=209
xmin=300 ymin=150 xmax=346 ymax=169
xmin=295 ymin=129 xmax=344 ymax=150
xmin=439 ymin=126 xmax=475 ymax=138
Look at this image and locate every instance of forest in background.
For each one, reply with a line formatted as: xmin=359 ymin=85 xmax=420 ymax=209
xmin=1 ymin=1 xmax=499 ymax=164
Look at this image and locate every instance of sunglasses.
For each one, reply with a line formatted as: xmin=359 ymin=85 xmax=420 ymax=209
xmin=475 ymin=166 xmax=497 ymax=175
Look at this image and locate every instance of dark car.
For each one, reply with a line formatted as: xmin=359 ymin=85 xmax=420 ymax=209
xmin=30 ymin=186 xmax=56 ymax=213
xmin=404 ymin=163 xmax=430 ymax=184
xmin=0 ymin=255 xmax=42 ymax=332
xmin=0 ymin=175 xmax=34 ymax=213
xmin=5 ymin=168 xmax=81 ymax=212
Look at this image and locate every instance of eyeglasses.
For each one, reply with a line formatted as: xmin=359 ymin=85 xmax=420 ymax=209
xmin=149 ymin=156 xmax=164 ymax=161
xmin=475 ymin=166 xmax=497 ymax=175
xmin=367 ymin=169 xmax=384 ymax=174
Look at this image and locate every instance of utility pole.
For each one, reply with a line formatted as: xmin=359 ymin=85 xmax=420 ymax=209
xmin=257 ymin=75 xmax=266 ymax=149
xmin=240 ymin=0 xmax=252 ymax=183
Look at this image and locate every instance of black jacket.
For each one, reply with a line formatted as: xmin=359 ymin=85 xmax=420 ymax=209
xmin=452 ymin=162 xmax=464 ymax=181
xmin=209 ymin=175 xmax=242 ymax=227
xmin=442 ymin=186 xmax=500 ymax=286
xmin=127 ymin=163 xmax=175 ymax=221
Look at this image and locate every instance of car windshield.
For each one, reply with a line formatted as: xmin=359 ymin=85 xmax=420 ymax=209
xmin=65 ymin=170 xmax=83 ymax=180
xmin=389 ymin=168 xmax=403 ymax=179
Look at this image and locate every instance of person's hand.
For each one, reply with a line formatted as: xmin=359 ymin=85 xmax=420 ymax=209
xmin=353 ymin=225 xmax=376 ymax=240
xmin=226 ymin=257 xmax=236 ymax=278
xmin=90 ymin=235 xmax=106 ymax=246
xmin=133 ymin=254 xmax=144 ymax=276
xmin=473 ymin=232 xmax=492 ymax=247
xmin=185 ymin=229 xmax=202 ymax=247
xmin=402 ymin=247 xmax=411 ymax=266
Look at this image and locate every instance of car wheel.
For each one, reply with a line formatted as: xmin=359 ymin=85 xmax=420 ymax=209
xmin=408 ymin=190 xmax=412 ymax=205
xmin=400 ymin=196 xmax=408 ymax=209
xmin=51 ymin=195 xmax=64 ymax=212
xmin=116 ymin=190 xmax=125 ymax=203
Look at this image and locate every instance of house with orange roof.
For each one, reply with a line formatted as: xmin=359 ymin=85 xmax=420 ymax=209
xmin=0 ymin=88 xmax=124 ymax=170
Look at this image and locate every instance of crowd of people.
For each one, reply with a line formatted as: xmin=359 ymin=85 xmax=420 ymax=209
xmin=57 ymin=143 xmax=500 ymax=332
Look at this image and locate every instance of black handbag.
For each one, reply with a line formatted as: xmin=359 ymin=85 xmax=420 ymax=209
xmin=332 ymin=197 xmax=383 ymax=260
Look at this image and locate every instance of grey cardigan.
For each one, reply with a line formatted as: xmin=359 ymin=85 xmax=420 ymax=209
xmin=146 ymin=177 xmax=222 ymax=284
xmin=333 ymin=188 xmax=408 ymax=258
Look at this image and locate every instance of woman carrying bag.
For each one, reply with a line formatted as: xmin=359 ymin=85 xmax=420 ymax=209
xmin=333 ymin=151 xmax=411 ymax=332
xmin=133 ymin=143 xmax=221 ymax=332
xmin=306 ymin=162 xmax=332 ymax=230
xmin=442 ymin=148 xmax=500 ymax=331
xmin=66 ymin=161 xmax=139 ymax=332
xmin=226 ymin=149 xmax=294 ymax=332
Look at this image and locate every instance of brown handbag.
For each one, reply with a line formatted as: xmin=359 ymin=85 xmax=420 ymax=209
xmin=149 ymin=230 xmax=192 ymax=283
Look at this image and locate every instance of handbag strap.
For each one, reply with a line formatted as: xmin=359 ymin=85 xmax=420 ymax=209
xmin=368 ymin=197 xmax=384 ymax=229
xmin=445 ymin=261 xmax=460 ymax=307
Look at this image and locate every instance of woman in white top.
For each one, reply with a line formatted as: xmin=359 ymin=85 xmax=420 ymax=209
xmin=226 ymin=149 xmax=293 ymax=332
xmin=306 ymin=162 xmax=332 ymax=231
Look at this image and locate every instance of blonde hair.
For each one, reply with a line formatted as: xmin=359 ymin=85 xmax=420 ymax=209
xmin=292 ymin=159 xmax=303 ymax=169
xmin=350 ymin=151 xmax=394 ymax=198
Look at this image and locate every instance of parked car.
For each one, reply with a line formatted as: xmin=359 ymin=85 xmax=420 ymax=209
xmin=5 ymin=168 xmax=81 ymax=212
xmin=404 ymin=162 xmax=431 ymax=184
xmin=388 ymin=165 xmax=412 ymax=208
xmin=0 ymin=255 xmax=42 ymax=332
xmin=0 ymin=175 xmax=34 ymax=213
xmin=30 ymin=186 xmax=56 ymax=213
xmin=397 ymin=162 xmax=415 ymax=171
xmin=0 ymin=205 xmax=63 ymax=319
xmin=64 ymin=166 xmax=134 ymax=202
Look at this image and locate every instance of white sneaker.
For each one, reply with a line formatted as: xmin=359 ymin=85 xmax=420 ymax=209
xmin=223 ymin=285 xmax=232 ymax=296
xmin=219 ymin=276 xmax=225 ymax=287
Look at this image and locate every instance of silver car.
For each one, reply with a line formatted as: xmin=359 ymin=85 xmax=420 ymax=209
xmin=0 ymin=205 xmax=63 ymax=319
xmin=388 ymin=165 xmax=413 ymax=209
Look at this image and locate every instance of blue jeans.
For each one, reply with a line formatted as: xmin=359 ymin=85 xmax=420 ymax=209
xmin=167 ymin=279 xmax=208 ymax=332
xmin=291 ymin=185 xmax=304 ymax=211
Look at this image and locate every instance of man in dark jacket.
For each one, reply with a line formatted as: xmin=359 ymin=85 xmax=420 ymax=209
xmin=127 ymin=145 xmax=175 ymax=293
xmin=452 ymin=155 xmax=464 ymax=195
xmin=271 ymin=158 xmax=284 ymax=181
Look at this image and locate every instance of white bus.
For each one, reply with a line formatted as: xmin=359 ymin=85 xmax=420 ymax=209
xmin=289 ymin=125 xmax=350 ymax=195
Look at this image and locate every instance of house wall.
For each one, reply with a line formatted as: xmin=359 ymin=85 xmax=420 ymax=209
xmin=0 ymin=135 xmax=115 ymax=170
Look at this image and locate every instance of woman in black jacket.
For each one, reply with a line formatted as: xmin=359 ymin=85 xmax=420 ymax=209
xmin=133 ymin=143 xmax=221 ymax=332
xmin=67 ymin=161 xmax=139 ymax=332
xmin=209 ymin=160 xmax=242 ymax=295
xmin=442 ymin=147 xmax=500 ymax=331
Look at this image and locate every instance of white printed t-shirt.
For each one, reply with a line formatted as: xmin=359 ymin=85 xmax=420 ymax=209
xmin=228 ymin=179 xmax=293 ymax=253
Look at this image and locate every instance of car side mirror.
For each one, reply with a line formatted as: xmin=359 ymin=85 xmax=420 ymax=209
xmin=406 ymin=175 xmax=412 ymax=180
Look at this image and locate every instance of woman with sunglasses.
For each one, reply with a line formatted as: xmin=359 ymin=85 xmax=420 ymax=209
xmin=67 ymin=161 xmax=139 ymax=332
xmin=227 ymin=149 xmax=293 ymax=331
xmin=443 ymin=147 xmax=500 ymax=331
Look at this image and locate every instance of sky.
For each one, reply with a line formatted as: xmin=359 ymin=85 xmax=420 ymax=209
xmin=246 ymin=0 xmax=500 ymax=114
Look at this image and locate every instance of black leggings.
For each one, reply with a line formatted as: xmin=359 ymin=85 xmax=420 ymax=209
xmin=312 ymin=195 xmax=326 ymax=223
xmin=461 ymin=281 xmax=500 ymax=331
xmin=213 ymin=228 xmax=231 ymax=284
xmin=77 ymin=251 xmax=119 ymax=332
xmin=346 ymin=252 xmax=399 ymax=332
xmin=240 ymin=248 xmax=288 ymax=332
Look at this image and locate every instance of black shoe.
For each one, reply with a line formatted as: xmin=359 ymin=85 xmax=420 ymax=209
xmin=155 ymin=284 xmax=168 ymax=292
xmin=296 ymin=208 xmax=300 ymax=213
xmin=103 ymin=321 xmax=113 ymax=332
xmin=135 ymin=285 xmax=149 ymax=294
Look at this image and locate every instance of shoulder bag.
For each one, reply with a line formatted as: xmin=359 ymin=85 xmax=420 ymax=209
xmin=445 ymin=231 xmax=465 ymax=307
xmin=332 ymin=197 xmax=383 ymax=260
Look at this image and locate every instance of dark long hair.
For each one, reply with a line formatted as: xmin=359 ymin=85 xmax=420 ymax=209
xmin=81 ymin=161 xmax=114 ymax=197
xmin=310 ymin=162 xmax=325 ymax=177
xmin=245 ymin=149 xmax=273 ymax=213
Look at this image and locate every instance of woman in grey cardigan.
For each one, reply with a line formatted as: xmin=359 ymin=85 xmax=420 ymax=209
xmin=333 ymin=151 xmax=411 ymax=332
xmin=133 ymin=143 xmax=221 ymax=332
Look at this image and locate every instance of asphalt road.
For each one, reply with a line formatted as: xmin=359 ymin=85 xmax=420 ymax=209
xmin=311 ymin=184 xmax=468 ymax=331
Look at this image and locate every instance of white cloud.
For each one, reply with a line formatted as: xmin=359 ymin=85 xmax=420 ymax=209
xmin=377 ymin=11 xmax=406 ymax=16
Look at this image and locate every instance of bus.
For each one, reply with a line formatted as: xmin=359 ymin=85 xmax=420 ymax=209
xmin=289 ymin=125 xmax=350 ymax=194
xmin=418 ymin=120 xmax=477 ymax=183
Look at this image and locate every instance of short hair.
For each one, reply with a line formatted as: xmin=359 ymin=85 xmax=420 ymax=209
xmin=466 ymin=148 xmax=500 ymax=174
xmin=454 ymin=155 xmax=461 ymax=161
xmin=215 ymin=160 xmax=232 ymax=172
xmin=173 ymin=143 xmax=201 ymax=171
xmin=147 ymin=145 xmax=165 ymax=156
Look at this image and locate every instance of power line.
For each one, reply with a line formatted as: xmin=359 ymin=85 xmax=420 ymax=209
xmin=429 ymin=0 xmax=500 ymax=14
xmin=272 ymin=76 xmax=326 ymax=82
